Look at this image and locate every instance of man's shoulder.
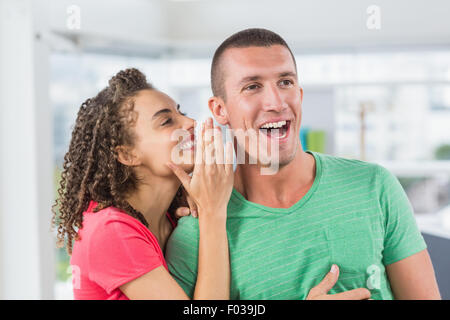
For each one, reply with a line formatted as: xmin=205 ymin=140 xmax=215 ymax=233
xmin=167 ymin=215 xmax=200 ymax=244
xmin=314 ymin=151 xmax=385 ymax=177
xmin=165 ymin=216 xmax=200 ymax=268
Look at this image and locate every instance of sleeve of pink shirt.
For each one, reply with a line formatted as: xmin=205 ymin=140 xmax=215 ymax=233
xmin=87 ymin=214 xmax=163 ymax=294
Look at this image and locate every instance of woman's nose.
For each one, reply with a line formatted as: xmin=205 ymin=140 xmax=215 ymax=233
xmin=182 ymin=115 xmax=196 ymax=132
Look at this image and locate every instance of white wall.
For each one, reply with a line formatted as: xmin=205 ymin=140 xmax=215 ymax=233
xmin=41 ymin=0 xmax=450 ymax=57
xmin=164 ymin=0 xmax=450 ymax=53
xmin=0 ymin=0 xmax=54 ymax=299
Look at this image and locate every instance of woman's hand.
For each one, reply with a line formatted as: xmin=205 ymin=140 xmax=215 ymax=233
xmin=167 ymin=117 xmax=234 ymax=221
xmin=171 ymin=188 xmax=198 ymax=219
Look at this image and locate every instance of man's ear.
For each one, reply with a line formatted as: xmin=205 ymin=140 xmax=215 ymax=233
xmin=116 ymin=145 xmax=141 ymax=167
xmin=208 ymin=96 xmax=229 ymax=126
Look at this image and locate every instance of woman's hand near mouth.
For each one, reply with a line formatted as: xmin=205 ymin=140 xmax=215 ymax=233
xmin=166 ymin=116 xmax=234 ymax=300
xmin=167 ymin=117 xmax=234 ymax=221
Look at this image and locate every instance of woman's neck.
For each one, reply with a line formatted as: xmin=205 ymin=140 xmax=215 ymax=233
xmin=125 ymin=173 xmax=180 ymax=249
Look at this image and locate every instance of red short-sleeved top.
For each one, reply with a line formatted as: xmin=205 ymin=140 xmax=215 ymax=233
xmin=70 ymin=201 xmax=177 ymax=300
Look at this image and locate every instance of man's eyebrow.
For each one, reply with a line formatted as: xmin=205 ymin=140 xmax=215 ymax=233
xmin=152 ymin=108 xmax=172 ymax=120
xmin=279 ymin=71 xmax=297 ymax=78
xmin=237 ymin=75 xmax=262 ymax=86
xmin=237 ymin=72 xmax=297 ymax=86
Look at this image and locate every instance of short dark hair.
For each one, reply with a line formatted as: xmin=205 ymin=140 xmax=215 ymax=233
xmin=211 ymin=28 xmax=297 ymax=100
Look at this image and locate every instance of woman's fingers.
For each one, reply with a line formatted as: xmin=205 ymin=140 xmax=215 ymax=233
xmin=186 ymin=193 xmax=198 ymax=218
xmin=194 ymin=121 xmax=205 ymax=167
xmin=204 ymin=117 xmax=215 ymax=165
xmin=174 ymin=207 xmax=191 ymax=219
xmin=214 ymin=125 xmax=224 ymax=165
xmin=166 ymin=161 xmax=191 ymax=192
xmin=225 ymin=140 xmax=234 ymax=175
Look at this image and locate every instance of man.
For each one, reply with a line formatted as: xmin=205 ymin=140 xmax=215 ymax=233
xmin=165 ymin=28 xmax=441 ymax=299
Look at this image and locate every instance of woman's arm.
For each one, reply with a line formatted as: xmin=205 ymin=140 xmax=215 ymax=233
xmin=120 ymin=215 xmax=229 ymax=300
xmin=194 ymin=214 xmax=230 ymax=299
xmin=120 ymin=266 xmax=190 ymax=299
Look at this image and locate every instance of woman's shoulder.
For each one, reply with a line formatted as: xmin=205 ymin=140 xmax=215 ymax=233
xmin=82 ymin=201 xmax=149 ymax=237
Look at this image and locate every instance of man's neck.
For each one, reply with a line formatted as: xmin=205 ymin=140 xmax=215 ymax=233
xmin=234 ymin=149 xmax=316 ymax=208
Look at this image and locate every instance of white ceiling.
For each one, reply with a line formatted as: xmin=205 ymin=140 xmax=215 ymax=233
xmin=40 ymin=0 xmax=450 ymax=57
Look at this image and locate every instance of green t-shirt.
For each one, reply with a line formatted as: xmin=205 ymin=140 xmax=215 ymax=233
xmin=165 ymin=151 xmax=427 ymax=300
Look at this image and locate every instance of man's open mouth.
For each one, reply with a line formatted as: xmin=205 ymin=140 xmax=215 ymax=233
xmin=258 ymin=120 xmax=291 ymax=139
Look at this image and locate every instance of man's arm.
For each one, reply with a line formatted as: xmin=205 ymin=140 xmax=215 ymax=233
xmin=377 ymin=165 xmax=440 ymax=299
xmin=386 ymin=249 xmax=441 ymax=299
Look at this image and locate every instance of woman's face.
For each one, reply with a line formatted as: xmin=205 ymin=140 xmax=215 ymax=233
xmin=126 ymin=89 xmax=195 ymax=178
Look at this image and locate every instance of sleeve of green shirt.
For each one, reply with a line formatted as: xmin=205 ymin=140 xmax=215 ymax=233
xmin=165 ymin=216 xmax=200 ymax=298
xmin=377 ymin=165 xmax=427 ymax=266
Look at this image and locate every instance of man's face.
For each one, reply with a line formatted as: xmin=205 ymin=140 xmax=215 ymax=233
xmin=220 ymin=45 xmax=303 ymax=167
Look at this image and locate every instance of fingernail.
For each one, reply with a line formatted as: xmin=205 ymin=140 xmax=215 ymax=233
xmin=192 ymin=210 xmax=197 ymax=218
xmin=330 ymin=264 xmax=338 ymax=274
xmin=183 ymin=208 xmax=190 ymax=214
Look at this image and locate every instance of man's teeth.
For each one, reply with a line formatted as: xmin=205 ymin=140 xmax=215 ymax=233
xmin=260 ymin=120 xmax=287 ymax=129
xmin=180 ymin=140 xmax=194 ymax=150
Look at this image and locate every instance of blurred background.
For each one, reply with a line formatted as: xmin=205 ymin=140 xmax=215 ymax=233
xmin=1 ymin=0 xmax=450 ymax=299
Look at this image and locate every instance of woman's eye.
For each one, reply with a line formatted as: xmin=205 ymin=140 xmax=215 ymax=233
xmin=177 ymin=104 xmax=187 ymax=116
xmin=162 ymin=118 xmax=172 ymax=126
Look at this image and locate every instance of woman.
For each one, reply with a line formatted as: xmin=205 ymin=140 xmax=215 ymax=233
xmin=52 ymin=68 xmax=234 ymax=299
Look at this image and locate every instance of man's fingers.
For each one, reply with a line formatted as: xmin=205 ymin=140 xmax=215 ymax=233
xmin=328 ymin=288 xmax=371 ymax=300
xmin=311 ymin=264 xmax=340 ymax=295
xmin=166 ymin=161 xmax=191 ymax=191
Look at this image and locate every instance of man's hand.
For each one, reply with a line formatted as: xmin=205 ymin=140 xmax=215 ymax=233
xmin=306 ymin=265 xmax=371 ymax=300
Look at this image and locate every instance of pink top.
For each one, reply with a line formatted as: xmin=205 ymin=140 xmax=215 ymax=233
xmin=70 ymin=201 xmax=176 ymax=300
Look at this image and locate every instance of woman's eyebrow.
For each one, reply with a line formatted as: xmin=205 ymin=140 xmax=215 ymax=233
xmin=152 ymin=108 xmax=172 ymax=120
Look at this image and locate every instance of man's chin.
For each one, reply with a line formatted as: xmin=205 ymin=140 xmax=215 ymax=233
xmin=274 ymin=148 xmax=299 ymax=168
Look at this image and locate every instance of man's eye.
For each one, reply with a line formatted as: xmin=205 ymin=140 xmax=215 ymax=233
xmin=280 ymin=79 xmax=293 ymax=86
xmin=244 ymin=84 xmax=259 ymax=91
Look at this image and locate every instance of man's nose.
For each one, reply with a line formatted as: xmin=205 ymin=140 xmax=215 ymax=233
xmin=262 ymin=84 xmax=287 ymax=112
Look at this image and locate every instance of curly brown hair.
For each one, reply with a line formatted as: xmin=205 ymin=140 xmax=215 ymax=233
xmin=52 ymin=68 xmax=179 ymax=255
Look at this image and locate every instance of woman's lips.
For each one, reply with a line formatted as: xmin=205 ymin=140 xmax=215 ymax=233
xmin=179 ymin=134 xmax=195 ymax=151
